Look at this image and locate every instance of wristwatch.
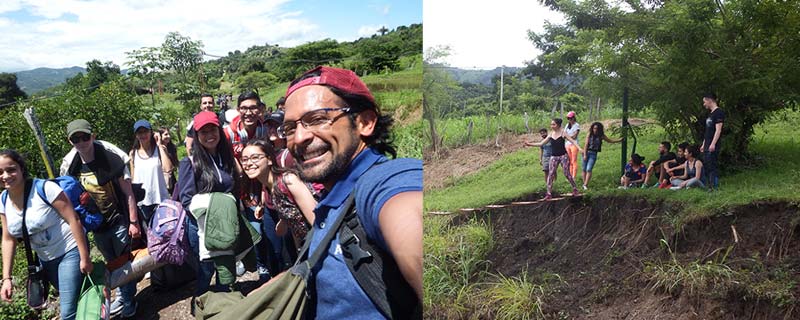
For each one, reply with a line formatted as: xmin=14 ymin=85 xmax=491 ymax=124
xmin=129 ymin=220 xmax=139 ymax=225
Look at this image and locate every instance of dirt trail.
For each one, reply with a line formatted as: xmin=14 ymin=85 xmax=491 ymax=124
xmin=423 ymin=118 xmax=654 ymax=191
xmin=445 ymin=196 xmax=800 ymax=319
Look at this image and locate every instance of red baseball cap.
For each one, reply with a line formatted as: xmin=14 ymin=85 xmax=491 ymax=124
xmin=193 ymin=111 xmax=220 ymax=131
xmin=285 ymin=66 xmax=376 ymax=104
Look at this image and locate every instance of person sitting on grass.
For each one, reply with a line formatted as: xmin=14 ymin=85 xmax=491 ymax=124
xmin=581 ymin=122 xmax=622 ymax=190
xmin=660 ymin=142 xmax=689 ymax=189
xmin=642 ymin=141 xmax=676 ymax=188
xmin=619 ymin=153 xmax=647 ymax=189
xmin=524 ymin=118 xmax=583 ymax=201
xmin=670 ymin=145 xmax=704 ymax=190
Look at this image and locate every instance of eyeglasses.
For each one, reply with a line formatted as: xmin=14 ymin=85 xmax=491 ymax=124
xmin=239 ymin=105 xmax=263 ymax=114
xmin=277 ymin=107 xmax=352 ymax=139
xmin=69 ymin=133 xmax=91 ymax=144
xmin=240 ymin=154 xmax=267 ymax=165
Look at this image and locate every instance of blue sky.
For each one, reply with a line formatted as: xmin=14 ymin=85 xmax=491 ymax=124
xmin=0 ymin=0 xmax=421 ymax=72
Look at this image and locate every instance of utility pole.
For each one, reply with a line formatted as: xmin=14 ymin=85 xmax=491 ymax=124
xmin=499 ymin=65 xmax=504 ymax=114
xmin=621 ymin=87 xmax=629 ymax=176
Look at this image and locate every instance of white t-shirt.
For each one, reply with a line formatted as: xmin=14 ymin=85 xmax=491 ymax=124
xmin=0 ymin=181 xmax=78 ymax=261
xmin=565 ymin=122 xmax=581 ymax=146
xmin=132 ymin=148 xmax=169 ymax=206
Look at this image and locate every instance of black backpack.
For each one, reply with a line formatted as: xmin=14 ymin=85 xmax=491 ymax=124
xmin=338 ymin=203 xmax=422 ymax=319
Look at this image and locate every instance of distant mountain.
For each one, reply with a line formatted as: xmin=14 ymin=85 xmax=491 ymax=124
xmin=15 ymin=66 xmax=85 ymax=94
xmin=444 ymin=66 xmax=522 ymax=86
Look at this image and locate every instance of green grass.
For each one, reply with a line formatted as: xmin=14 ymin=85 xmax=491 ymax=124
xmin=425 ymin=109 xmax=800 ymax=223
xmin=424 ymin=216 xmax=493 ymax=318
xmin=482 ymin=272 xmax=550 ymax=320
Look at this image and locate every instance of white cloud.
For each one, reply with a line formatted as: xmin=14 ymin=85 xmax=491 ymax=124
xmin=423 ymin=0 xmax=564 ymax=69
xmin=357 ymin=24 xmax=383 ymax=37
xmin=0 ymin=0 xmax=325 ymax=70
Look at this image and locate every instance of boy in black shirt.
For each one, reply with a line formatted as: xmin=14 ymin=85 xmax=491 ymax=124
xmin=643 ymin=141 xmax=676 ymax=188
xmin=701 ymin=93 xmax=724 ymax=191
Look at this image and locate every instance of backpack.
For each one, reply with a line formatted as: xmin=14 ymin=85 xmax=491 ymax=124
xmin=145 ymin=199 xmax=190 ymax=265
xmin=1 ymin=177 xmax=104 ymax=231
xmin=75 ymin=262 xmax=111 ymax=320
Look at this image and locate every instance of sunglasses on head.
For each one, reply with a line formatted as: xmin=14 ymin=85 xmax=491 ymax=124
xmin=69 ymin=133 xmax=91 ymax=144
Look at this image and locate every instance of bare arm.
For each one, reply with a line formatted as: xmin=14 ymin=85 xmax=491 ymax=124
xmin=117 ymin=176 xmax=140 ymax=239
xmin=379 ymin=191 xmax=423 ymax=301
xmin=565 ymin=135 xmax=583 ymax=152
xmin=283 ymin=173 xmax=318 ymax=225
xmin=0 ymin=214 xmax=17 ymax=302
xmin=528 ymin=136 xmax=550 ymax=147
xmin=710 ymin=122 xmax=723 ymax=152
xmin=694 ymin=161 xmax=704 ymax=181
xmin=604 ymin=134 xmax=622 ymax=143
xmin=51 ymin=193 xmax=93 ymax=275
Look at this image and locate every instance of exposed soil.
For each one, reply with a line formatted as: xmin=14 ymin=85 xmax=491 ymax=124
xmin=446 ymin=196 xmax=800 ymax=319
xmin=423 ymin=118 xmax=654 ymax=191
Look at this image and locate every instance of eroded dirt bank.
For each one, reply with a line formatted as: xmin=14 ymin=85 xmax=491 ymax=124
xmin=451 ymin=196 xmax=800 ymax=319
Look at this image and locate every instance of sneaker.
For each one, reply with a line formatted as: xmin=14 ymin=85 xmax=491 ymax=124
xmin=669 ymin=186 xmax=681 ymax=190
xmin=617 ymin=186 xmax=627 ymax=190
xmin=658 ymin=181 xmax=671 ymax=189
xmin=651 ymin=182 xmax=660 ymax=188
xmin=543 ymin=194 xmax=552 ymax=201
xmin=572 ymin=190 xmax=581 ymax=197
xmin=110 ymin=296 xmax=124 ymax=316
xmin=236 ymin=261 xmax=245 ymax=277
xmin=258 ymin=266 xmax=271 ymax=283
xmin=120 ymin=301 xmax=138 ymax=318
xmin=582 ymin=185 xmax=588 ymax=190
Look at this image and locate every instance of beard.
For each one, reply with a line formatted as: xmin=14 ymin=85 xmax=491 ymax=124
xmin=296 ymin=134 xmax=360 ymax=184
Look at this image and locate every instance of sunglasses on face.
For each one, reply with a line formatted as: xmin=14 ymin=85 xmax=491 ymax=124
xmin=277 ymin=107 xmax=352 ymax=139
xmin=69 ymin=133 xmax=91 ymax=144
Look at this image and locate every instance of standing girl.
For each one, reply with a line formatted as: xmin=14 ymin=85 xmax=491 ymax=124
xmin=177 ymin=111 xmax=239 ymax=303
xmin=241 ymin=141 xmax=319 ymax=255
xmin=157 ymin=126 xmax=179 ymax=195
xmin=130 ymin=120 xmax=170 ymax=225
xmin=0 ymin=149 xmax=93 ymax=320
xmin=564 ymin=111 xmax=581 ymax=178
xmin=582 ymin=122 xmax=622 ymax=189
xmin=525 ymin=118 xmax=584 ymax=200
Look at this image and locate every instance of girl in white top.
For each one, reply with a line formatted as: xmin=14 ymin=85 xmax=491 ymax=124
xmin=0 ymin=149 xmax=92 ymax=320
xmin=564 ymin=111 xmax=581 ymax=178
xmin=130 ymin=120 xmax=171 ymax=225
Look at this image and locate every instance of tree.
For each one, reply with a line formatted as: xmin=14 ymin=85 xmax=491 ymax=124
xmin=0 ymin=73 xmax=27 ymax=106
xmin=161 ymin=32 xmax=204 ymax=107
xmin=66 ymin=60 xmax=121 ymax=93
xmin=126 ymin=46 xmax=164 ymax=107
xmin=424 ymin=46 xmax=462 ymax=154
xmin=235 ymin=71 xmax=277 ymax=94
xmin=531 ymin=0 xmax=800 ymax=164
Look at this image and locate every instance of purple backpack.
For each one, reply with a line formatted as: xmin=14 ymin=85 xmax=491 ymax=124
xmin=146 ymin=199 xmax=189 ymax=265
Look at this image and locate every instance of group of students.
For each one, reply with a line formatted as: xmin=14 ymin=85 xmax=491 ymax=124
xmin=525 ymin=93 xmax=725 ymax=197
xmin=1 ymin=66 xmax=423 ymax=320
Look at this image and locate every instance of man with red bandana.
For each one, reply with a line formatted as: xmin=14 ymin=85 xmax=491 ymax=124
xmin=266 ymin=66 xmax=422 ymax=319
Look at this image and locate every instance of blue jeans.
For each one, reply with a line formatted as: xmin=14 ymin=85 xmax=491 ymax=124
xmin=244 ymin=206 xmax=278 ymax=284
xmin=257 ymin=207 xmax=285 ymax=276
xmin=41 ymin=246 xmax=82 ymax=320
xmin=93 ymin=222 xmax=137 ymax=307
xmin=582 ymin=151 xmax=598 ymax=172
xmin=185 ymin=214 xmax=220 ymax=296
xmin=704 ymin=150 xmax=720 ymax=189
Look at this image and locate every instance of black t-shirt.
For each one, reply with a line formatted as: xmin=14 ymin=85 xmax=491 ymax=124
xmin=653 ymin=152 xmax=676 ymax=166
xmin=704 ymin=108 xmax=725 ymax=150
